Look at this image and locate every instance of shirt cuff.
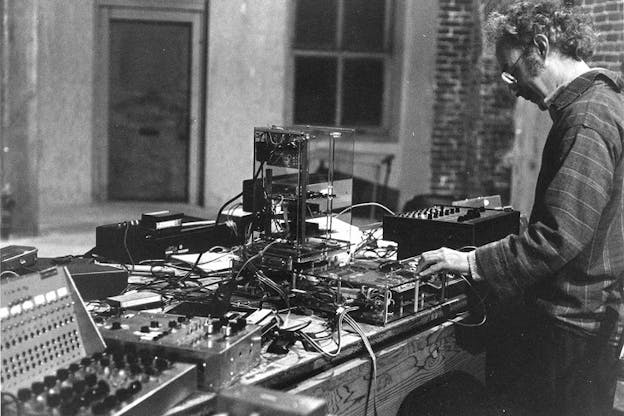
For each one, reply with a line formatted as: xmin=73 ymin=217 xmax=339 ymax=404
xmin=467 ymin=251 xmax=483 ymax=282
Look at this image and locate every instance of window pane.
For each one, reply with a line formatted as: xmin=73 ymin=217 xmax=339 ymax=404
xmin=342 ymin=58 xmax=383 ymax=126
xmin=294 ymin=57 xmax=337 ymax=125
xmin=343 ymin=0 xmax=385 ymax=51
xmin=295 ymin=0 xmax=336 ymax=49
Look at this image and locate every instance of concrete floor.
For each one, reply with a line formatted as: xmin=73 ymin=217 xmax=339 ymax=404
xmin=2 ymin=201 xmax=218 ymax=258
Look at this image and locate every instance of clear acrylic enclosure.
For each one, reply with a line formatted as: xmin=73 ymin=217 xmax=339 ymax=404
xmin=251 ymin=125 xmax=354 ymax=268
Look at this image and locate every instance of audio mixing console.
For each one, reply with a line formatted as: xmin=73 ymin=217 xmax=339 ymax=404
xmin=383 ymin=205 xmax=520 ymax=259
xmin=1 ymin=267 xmax=197 ymax=415
xmin=96 ymin=311 xmax=263 ymax=391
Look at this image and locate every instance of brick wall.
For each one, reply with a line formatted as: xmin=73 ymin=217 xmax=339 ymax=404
xmin=431 ymin=0 xmax=481 ymax=198
xmin=430 ymin=0 xmax=623 ymax=204
xmin=580 ymin=0 xmax=624 ymax=72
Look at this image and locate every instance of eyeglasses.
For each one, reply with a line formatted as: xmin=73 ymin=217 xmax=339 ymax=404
xmin=501 ymin=48 xmax=529 ymax=87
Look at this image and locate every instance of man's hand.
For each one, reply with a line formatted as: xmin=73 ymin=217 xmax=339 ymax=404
xmin=416 ymin=247 xmax=470 ymax=277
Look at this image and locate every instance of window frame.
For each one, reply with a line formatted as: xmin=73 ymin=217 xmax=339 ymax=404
xmin=289 ymin=0 xmax=395 ymax=137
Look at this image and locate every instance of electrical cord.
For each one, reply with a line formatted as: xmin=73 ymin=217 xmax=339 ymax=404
xmin=215 ymin=191 xmax=244 ymax=226
xmin=256 ymin=270 xmax=290 ymax=308
xmin=343 ymin=313 xmax=378 ymax=416
xmin=334 ymin=202 xmax=396 ymax=219
xmin=123 ymin=221 xmax=136 ymax=274
xmin=454 ymin=273 xmax=488 ymax=327
xmin=233 ymin=239 xmax=282 ymax=281
xmin=296 ymin=306 xmax=357 ymax=359
xmin=454 ymin=245 xmax=487 ymax=327
xmin=215 ymin=148 xmax=276 ymax=226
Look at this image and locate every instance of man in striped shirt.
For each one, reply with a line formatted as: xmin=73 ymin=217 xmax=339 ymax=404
xmin=416 ymin=2 xmax=624 ymax=415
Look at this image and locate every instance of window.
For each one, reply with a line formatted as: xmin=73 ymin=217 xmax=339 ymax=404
xmin=293 ymin=0 xmax=393 ymax=131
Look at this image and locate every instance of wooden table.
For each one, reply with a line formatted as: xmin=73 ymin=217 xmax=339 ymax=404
xmin=163 ymin=292 xmax=485 ymax=416
xmin=236 ymin=295 xmax=485 ymax=416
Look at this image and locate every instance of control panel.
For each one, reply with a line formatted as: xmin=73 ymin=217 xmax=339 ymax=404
xmin=383 ymin=205 xmax=520 ymax=259
xmin=96 ymin=311 xmax=262 ymax=391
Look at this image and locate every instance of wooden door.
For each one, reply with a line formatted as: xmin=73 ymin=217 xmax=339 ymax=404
xmin=95 ymin=1 xmax=204 ymax=203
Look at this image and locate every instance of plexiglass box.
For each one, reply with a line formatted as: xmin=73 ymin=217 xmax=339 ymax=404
xmin=249 ymin=125 xmax=354 ymax=270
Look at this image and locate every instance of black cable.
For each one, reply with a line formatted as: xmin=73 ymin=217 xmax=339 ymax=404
xmin=123 ymin=221 xmax=136 ymax=273
xmin=215 ymin=147 xmax=278 ymax=227
xmin=215 ymin=191 xmax=244 ymax=226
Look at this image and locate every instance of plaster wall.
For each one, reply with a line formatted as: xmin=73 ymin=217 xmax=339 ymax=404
xmin=4 ymin=0 xmax=438 ymax=234
xmin=395 ymin=1 xmax=437 ymax=209
xmin=2 ymin=0 xmax=40 ymax=235
xmin=202 ymin=1 xmax=437 ymax=211
xmin=37 ymin=0 xmax=94 ymax=209
xmin=203 ymin=0 xmax=289 ymax=209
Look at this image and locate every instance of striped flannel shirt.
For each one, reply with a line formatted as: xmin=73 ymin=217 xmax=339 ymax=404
xmin=473 ymin=68 xmax=624 ymax=339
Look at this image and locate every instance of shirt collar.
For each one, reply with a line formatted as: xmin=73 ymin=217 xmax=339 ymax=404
xmin=543 ymin=81 xmax=570 ymax=108
xmin=547 ymin=68 xmax=624 ymax=112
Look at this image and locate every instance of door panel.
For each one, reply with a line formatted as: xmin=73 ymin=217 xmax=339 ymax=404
xmin=108 ymin=20 xmax=190 ymax=201
xmin=94 ymin=0 xmax=204 ymax=204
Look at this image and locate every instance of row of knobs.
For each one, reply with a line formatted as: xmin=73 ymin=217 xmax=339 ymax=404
xmin=108 ymin=316 xmax=248 ymax=338
xmin=15 ymin=349 xmax=170 ymax=415
xmin=401 ymin=206 xmax=461 ymax=219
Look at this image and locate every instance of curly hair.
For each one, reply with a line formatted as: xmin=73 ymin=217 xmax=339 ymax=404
xmin=485 ymin=0 xmax=597 ymax=61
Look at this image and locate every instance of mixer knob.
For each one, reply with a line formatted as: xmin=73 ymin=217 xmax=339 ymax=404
xmin=234 ymin=317 xmax=247 ymax=331
xmin=102 ymin=394 xmax=118 ymax=411
xmin=59 ymin=386 xmax=74 ymax=402
xmin=85 ymin=388 xmax=103 ymax=404
xmin=115 ymin=387 xmax=131 ymax=403
xmin=75 ymin=393 xmax=89 ymax=409
xmin=44 ymin=375 xmax=58 ymax=389
xmin=73 ymin=379 xmax=86 ymax=395
xmin=128 ymin=380 xmax=142 ymax=395
xmin=47 ymin=392 xmax=61 ymax=408
xmin=85 ymin=373 xmax=97 ymax=387
xmin=97 ymin=380 xmax=110 ymax=396
xmin=155 ymin=357 xmax=169 ymax=372
xmin=221 ymin=324 xmax=233 ymax=337
xmin=168 ymin=320 xmax=178 ymax=329
xmin=205 ymin=318 xmax=222 ymax=334
xmin=17 ymin=388 xmax=32 ymax=402
xmin=56 ymin=368 xmax=69 ymax=381
xmin=99 ymin=357 xmax=111 ymax=368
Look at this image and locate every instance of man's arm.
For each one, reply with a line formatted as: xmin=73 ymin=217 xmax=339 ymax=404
xmin=474 ymin=125 xmax=616 ymax=295
xmin=417 ymin=125 xmax=617 ymax=295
